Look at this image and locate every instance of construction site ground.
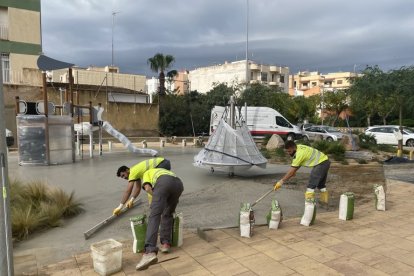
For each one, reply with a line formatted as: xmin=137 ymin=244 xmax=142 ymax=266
xmin=7 ymin=142 xmax=414 ymax=275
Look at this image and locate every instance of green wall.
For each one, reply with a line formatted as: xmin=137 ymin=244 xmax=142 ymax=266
xmin=0 ymin=0 xmax=40 ymax=12
xmin=0 ymin=40 xmax=41 ymax=55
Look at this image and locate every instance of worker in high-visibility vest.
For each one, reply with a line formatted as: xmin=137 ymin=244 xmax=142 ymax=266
xmin=135 ymin=168 xmax=184 ymax=271
xmin=274 ymin=141 xmax=330 ymax=204
xmin=113 ymin=157 xmax=171 ymax=215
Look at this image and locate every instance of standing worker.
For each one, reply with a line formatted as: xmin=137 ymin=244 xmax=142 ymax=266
xmin=274 ymin=141 xmax=330 ymax=204
xmin=135 ymin=168 xmax=184 ymax=270
xmin=113 ymin=157 xmax=171 ymax=215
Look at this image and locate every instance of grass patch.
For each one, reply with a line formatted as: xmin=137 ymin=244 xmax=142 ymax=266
xmin=10 ymin=179 xmax=84 ymax=241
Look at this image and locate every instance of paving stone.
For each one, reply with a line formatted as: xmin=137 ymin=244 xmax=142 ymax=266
xmin=307 ymin=234 xmax=343 ymax=247
xmin=287 ymin=240 xmax=343 ymax=263
xmin=372 ymin=259 xmax=414 ymax=276
xmin=371 ymin=244 xmax=411 ymax=261
xmin=14 ymin=254 xmax=38 ymax=276
xmin=237 ymin=253 xmax=295 ymax=276
xmin=196 ymin=252 xmax=248 ymax=275
xmin=397 ymin=252 xmax=414 ymax=267
xmin=203 ymin=229 xmax=231 ymax=242
xmin=160 ymin=255 xmax=207 ymax=276
xmin=281 ymin=255 xmax=342 ymax=276
xmin=210 ymin=237 xmax=258 ymax=259
xmin=181 ymin=236 xmax=220 ymax=257
xmin=328 ymin=241 xmax=365 ymax=256
xmin=266 ymin=230 xmax=304 ymax=246
xmin=249 ymin=239 xmax=300 ymax=262
xmin=324 ymin=256 xmax=389 ymax=276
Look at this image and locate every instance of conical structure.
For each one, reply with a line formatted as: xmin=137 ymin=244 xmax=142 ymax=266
xmin=194 ymin=118 xmax=267 ymax=170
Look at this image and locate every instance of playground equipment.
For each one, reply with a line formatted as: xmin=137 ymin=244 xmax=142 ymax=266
xmin=15 ymin=55 xmax=157 ymax=165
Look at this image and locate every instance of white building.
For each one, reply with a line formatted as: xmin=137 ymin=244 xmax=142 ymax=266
xmin=188 ymin=60 xmax=289 ymax=94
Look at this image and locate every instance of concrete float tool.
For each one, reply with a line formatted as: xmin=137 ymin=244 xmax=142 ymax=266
xmin=84 ymin=199 xmax=142 ymax=240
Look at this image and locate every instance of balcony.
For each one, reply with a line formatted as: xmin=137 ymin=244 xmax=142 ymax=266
xmin=269 ymin=66 xmax=278 ymax=72
xmin=268 ymin=81 xmax=277 ymax=86
xmin=249 ymin=64 xmax=260 ymax=70
xmin=0 ymin=25 xmax=8 ymax=40
xmin=250 ymin=80 xmax=259 ymax=84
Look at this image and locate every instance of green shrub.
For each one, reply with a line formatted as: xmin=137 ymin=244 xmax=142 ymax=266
xmin=260 ymin=149 xmax=271 ymax=159
xmin=274 ymin=148 xmax=286 ymax=157
xmin=10 ymin=179 xmax=84 ymax=241
xmin=358 ymin=133 xmax=377 ymax=150
xmin=377 ymin=144 xmax=396 ymax=153
xmin=312 ymin=140 xmax=330 ymax=153
xmin=340 ymin=159 xmax=349 ymax=165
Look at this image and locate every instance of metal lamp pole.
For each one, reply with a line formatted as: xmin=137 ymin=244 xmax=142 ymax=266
xmin=245 ymin=0 xmax=249 ymax=87
xmin=0 ymin=54 xmax=14 ymax=276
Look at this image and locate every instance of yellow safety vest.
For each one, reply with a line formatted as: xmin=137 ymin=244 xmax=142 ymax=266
xmin=128 ymin=157 xmax=164 ymax=181
xmin=142 ymin=168 xmax=176 ymax=204
xmin=291 ymin=145 xmax=328 ymax=168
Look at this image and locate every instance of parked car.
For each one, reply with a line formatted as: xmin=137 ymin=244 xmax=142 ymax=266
xmin=302 ymin=125 xmax=344 ymax=142
xmin=365 ymin=125 xmax=414 ymax=147
xmin=6 ymin=128 xmax=14 ymax=147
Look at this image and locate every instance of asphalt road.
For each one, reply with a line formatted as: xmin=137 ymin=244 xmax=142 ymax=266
xmin=8 ymin=146 xmax=309 ymax=267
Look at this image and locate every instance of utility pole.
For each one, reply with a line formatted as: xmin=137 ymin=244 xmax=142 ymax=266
xmin=111 ymin=11 xmax=119 ymax=88
xmin=0 ymin=54 xmax=14 ymax=275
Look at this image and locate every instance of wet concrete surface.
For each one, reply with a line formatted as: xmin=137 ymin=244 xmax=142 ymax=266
xmin=8 ymin=147 xmax=310 ymax=267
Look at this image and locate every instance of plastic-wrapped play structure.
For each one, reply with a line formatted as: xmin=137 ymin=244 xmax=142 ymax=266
xmin=194 ymin=96 xmax=267 ymax=175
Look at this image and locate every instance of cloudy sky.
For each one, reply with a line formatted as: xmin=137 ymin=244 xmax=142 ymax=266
xmin=41 ymin=0 xmax=414 ymax=77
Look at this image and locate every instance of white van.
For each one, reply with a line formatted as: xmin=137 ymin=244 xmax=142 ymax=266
xmin=210 ymin=106 xmax=302 ymax=140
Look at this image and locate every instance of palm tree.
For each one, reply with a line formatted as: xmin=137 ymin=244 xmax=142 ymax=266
xmin=147 ymin=53 xmax=175 ymax=96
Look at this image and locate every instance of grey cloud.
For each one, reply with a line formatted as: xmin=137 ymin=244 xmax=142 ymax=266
xmin=41 ymin=0 xmax=414 ymax=77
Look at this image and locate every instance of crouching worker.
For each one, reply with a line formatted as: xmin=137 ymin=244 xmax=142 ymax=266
xmin=274 ymin=141 xmax=330 ymax=204
xmin=113 ymin=157 xmax=171 ymax=215
xmin=136 ymin=168 xmax=184 ymax=270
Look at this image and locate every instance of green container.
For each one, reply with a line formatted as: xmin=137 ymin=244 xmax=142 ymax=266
xmin=172 ymin=212 xmax=183 ymax=247
xmin=130 ymin=214 xmax=147 ymax=253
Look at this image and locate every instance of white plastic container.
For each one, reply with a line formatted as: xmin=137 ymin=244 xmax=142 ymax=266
xmin=91 ymin=239 xmax=123 ymax=276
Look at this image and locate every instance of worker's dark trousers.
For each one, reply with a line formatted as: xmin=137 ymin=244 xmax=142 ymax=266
xmin=308 ymin=160 xmax=330 ymax=190
xmin=144 ymin=175 xmax=184 ymax=253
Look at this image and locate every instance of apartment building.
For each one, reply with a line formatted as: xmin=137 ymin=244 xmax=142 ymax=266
xmin=146 ymin=70 xmax=190 ymax=96
xmin=0 ymin=0 xmax=41 ymax=85
xmin=188 ymin=60 xmax=289 ymax=94
xmin=289 ymin=71 xmax=357 ymax=97
xmin=51 ymin=66 xmax=148 ymax=103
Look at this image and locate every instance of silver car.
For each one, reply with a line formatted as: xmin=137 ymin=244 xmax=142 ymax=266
xmin=302 ymin=125 xmax=344 ymax=142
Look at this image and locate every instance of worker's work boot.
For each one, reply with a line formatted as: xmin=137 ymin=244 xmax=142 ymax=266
xmin=305 ymin=191 xmax=315 ymax=200
xmin=136 ymin=252 xmax=158 ymax=270
xmin=319 ymin=190 xmax=329 ymax=204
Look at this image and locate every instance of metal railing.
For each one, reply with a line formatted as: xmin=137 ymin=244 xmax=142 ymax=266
xmin=0 ymin=25 xmax=8 ymax=40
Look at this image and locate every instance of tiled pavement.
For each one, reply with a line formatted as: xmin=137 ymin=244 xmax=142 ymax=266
xmin=15 ymin=178 xmax=414 ymax=275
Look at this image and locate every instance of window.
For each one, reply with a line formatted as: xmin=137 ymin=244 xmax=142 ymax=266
xmin=271 ymin=73 xmax=275 ymax=82
xmin=302 ymin=82 xmax=309 ymax=89
xmin=311 ymin=82 xmax=317 ymax=87
xmin=337 ymin=80 xmax=343 ymax=85
xmin=261 ymin=72 xmax=268 ymax=82
xmin=280 ymin=75 xmax=285 ymax=83
xmin=1 ymin=53 xmax=10 ymax=83
xmin=250 ymin=72 xmax=254 ymax=80
xmin=275 ymin=116 xmax=292 ymax=128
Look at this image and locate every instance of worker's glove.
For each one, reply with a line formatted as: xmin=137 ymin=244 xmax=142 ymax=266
xmin=273 ymin=180 xmax=284 ymax=191
xmin=126 ymin=197 xmax=135 ymax=209
xmin=113 ymin=203 xmax=124 ymax=216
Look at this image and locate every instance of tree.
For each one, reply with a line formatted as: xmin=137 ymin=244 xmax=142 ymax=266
xmin=349 ymin=66 xmax=385 ymax=126
xmin=323 ymin=89 xmax=349 ymax=126
xmin=166 ymin=70 xmax=178 ymax=94
xmin=147 ymin=53 xmax=175 ymax=96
